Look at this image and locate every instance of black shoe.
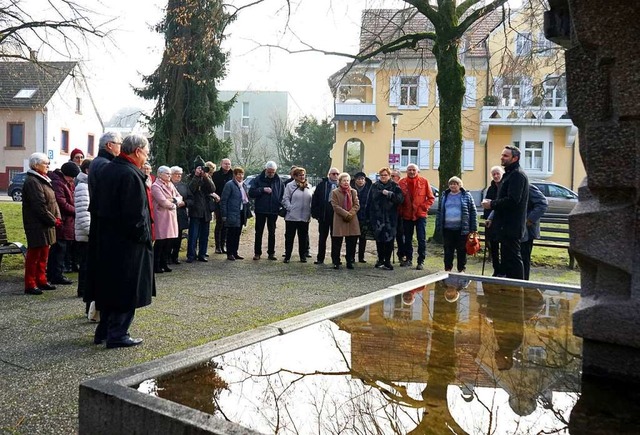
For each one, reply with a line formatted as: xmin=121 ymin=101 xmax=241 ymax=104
xmin=221 ymin=248 xmax=227 ymax=254
xmin=383 ymin=263 xmax=394 ymax=271
xmin=374 ymin=261 xmax=381 ymax=268
xmin=283 ymin=258 xmax=290 ymax=263
xmin=358 ymin=259 xmax=367 ymax=263
xmin=162 ymin=266 xmax=172 ymax=273
xmin=204 ymin=253 xmax=209 ymax=257
xmin=313 ymin=260 xmax=324 ymax=265
xmin=227 ymin=256 xmax=236 ymax=261
xmin=39 ymin=282 xmax=57 ymax=290
xmin=93 ymin=337 xmax=106 ymax=345
xmin=306 ymin=253 xmax=312 ymax=258
xmin=196 ymin=257 xmax=208 ymax=262
xmin=25 ymin=287 xmax=43 ymax=295
xmin=300 ymin=258 xmax=307 ymax=263
xmin=215 ymin=248 xmax=223 ymax=254
xmin=333 ymin=264 xmax=341 ymax=270
xmin=346 ymin=263 xmax=354 ymax=270
xmin=416 ymin=263 xmax=424 ymax=271
xmin=51 ymin=277 xmax=73 ymax=285
xmin=106 ymin=337 xmax=143 ymax=349
xmin=154 ymin=268 xmax=164 ymax=274
xmin=186 ymin=258 xmax=194 ymax=263
xmin=268 ymin=255 xmax=278 ymax=261
xmin=234 ymin=255 xmax=244 ymax=260
xmin=172 ymin=258 xmax=181 ymax=265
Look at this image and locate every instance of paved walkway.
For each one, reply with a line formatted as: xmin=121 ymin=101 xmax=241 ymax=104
xmin=0 ymin=218 xmax=579 ymax=434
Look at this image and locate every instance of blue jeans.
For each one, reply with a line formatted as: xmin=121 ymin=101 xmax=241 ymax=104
xmin=402 ymin=217 xmax=427 ymax=263
xmin=187 ymin=217 xmax=210 ymax=260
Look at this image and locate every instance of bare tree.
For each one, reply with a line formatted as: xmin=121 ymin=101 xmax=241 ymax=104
xmin=230 ymin=118 xmax=269 ymax=173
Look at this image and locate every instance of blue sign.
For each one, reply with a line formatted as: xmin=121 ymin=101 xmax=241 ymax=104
xmin=48 ymin=150 xmax=54 ymax=159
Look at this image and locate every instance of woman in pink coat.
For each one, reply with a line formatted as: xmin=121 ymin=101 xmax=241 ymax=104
xmin=151 ymin=166 xmax=183 ymax=273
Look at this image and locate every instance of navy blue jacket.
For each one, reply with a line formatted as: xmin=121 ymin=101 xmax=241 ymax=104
xmin=248 ymin=170 xmax=284 ymax=215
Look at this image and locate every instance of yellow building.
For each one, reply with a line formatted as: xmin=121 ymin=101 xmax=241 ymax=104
xmin=329 ymin=7 xmax=585 ymax=192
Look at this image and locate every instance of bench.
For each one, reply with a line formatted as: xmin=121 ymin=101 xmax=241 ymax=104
xmin=479 ymin=213 xmax=575 ymax=269
xmin=0 ymin=210 xmax=26 ymax=270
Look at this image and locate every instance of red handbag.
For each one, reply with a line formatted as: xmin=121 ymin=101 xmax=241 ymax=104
xmin=466 ymin=232 xmax=481 ymax=256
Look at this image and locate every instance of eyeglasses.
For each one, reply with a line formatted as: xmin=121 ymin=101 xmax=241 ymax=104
xmin=73 ymin=155 xmax=84 ymax=160
xmin=329 ymin=172 xmax=339 ymax=175
xmin=42 ymin=161 xmax=50 ymax=165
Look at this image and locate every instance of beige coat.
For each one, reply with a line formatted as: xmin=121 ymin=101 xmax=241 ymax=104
xmin=331 ymin=188 xmax=361 ymax=237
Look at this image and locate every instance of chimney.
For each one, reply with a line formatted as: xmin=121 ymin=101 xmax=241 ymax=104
xmin=30 ymin=50 xmax=37 ymax=61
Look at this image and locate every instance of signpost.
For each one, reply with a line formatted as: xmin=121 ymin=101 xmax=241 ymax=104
xmin=388 ymin=153 xmax=400 ymax=165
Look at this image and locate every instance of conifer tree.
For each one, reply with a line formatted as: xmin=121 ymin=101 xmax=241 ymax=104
xmin=136 ymin=0 xmax=235 ymax=170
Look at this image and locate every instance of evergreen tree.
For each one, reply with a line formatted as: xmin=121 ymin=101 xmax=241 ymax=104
xmin=136 ymin=0 xmax=235 ymax=170
xmin=277 ymin=116 xmax=334 ymax=178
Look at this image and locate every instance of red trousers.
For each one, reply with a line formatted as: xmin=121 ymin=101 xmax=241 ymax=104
xmin=25 ymin=245 xmax=50 ymax=289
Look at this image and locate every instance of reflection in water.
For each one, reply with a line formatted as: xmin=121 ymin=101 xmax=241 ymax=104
xmin=138 ymin=279 xmax=584 ymax=434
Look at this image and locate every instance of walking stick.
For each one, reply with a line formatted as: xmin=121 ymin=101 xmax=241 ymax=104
xmin=481 ymin=241 xmax=488 ymax=275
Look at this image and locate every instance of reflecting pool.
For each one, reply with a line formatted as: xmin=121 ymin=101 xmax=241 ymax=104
xmin=138 ymin=276 xmax=586 ymax=434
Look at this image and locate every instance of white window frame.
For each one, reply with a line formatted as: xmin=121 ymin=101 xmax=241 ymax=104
xmin=389 ymin=75 xmax=428 ymax=108
xmin=462 ymin=140 xmax=475 ymax=170
xmin=223 ymin=115 xmax=231 ymax=141
xmin=433 ymin=140 xmax=440 ymax=169
xmin=241 ymin=102 xmax=250 ymax=128
xmin=498 ymin=76 xmax=533 ymax=106
xmin=543 ymin=76 xmax=566 ymax=107
xmin=523 ymin=141 xmax=544 ymax=171
xmin=515 ymin=32 xmax=532 ymax=56
xmin=536 ymin=32 xmax=552 ymax=56
xmin=513 ymin=128 xmax=554 ymax=177
xmin=399 ymin=139 xmax=419 ymax=169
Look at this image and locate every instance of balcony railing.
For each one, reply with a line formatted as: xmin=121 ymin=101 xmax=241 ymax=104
xmin=335 ymin=102 xmax=377 ymax=117
xmin=481 ymin=105 xmax=573 ymax=126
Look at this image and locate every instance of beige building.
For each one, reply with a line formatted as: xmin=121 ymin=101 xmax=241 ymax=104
xmin=329 ymin=7 xmax=585 ymax=192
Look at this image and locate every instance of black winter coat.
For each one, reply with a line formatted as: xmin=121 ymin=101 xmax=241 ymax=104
xmin=186 ymin=175 xmax=215 ymax=221
xmin=350 ymin=177 xmax=372 ymax=223
xmin=249 ymin=170 xmax=284 ymax=215
xmin=91 ymin=157 xmax=155 ymax=312
xmin=88 ymin=149 xmax=115 ymax=200
xmin=489 ymin=161 xmax=529 ymax=241
xmin=22 ymin=170 xmax=60 ymax=248
xmin=174 ymin=181 xmax=190 ymax=231
xmin=311 ymin=178 xmax=336 ymax=222
xmin=366 ymin=180 xmax=404 ymax=243
xmin=212 ymin=169 xmax=233 ymax=196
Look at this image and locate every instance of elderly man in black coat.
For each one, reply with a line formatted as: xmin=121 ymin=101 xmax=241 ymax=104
xmin=249 ymin=161 xmax=284 ymax=261
xmin=482 ymin=146 xmax=529 ymax=279
xmin=91 ymin=134 xmax=155 ymax=348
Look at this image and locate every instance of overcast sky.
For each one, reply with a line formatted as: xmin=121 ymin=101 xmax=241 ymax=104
xmin=54 ymin=0 xmax=403 ymax=123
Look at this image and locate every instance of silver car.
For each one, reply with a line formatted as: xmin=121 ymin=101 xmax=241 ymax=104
xmin=530 ymin=180 xmax=578 ymax=214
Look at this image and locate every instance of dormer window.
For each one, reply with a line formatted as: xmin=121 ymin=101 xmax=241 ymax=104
xmin=14 ymin=88 xmax=37 ymax=99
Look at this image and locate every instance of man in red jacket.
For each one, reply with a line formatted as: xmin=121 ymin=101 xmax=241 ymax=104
xmin=398 ymin=164 xmax=435 ymax=270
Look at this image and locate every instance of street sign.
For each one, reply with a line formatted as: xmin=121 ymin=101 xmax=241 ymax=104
xmin=48 ymin=150 xmax=54 ymax=160
xmin=388 ymin=153 xmax=400 ymax=164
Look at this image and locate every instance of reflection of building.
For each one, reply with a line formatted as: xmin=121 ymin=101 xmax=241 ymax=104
xmin=335 ymin=281 xmax=582 ymax=427
xmin=214 ymin=91 xmax=289 ymax=165
xmin=0 ymin=61 xmax=103 ymax=188
xmin=328 ymin=8 xmax=585 ymax=190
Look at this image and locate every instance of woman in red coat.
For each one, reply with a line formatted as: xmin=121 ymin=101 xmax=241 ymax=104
xmin=22 ymin=153 xmax=61 ymax=295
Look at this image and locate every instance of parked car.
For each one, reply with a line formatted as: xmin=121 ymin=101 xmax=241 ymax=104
xmin=8 ymin=172 xmax=26 ymax=201
xmin=530 ymin=180 xmax=578 ymax=214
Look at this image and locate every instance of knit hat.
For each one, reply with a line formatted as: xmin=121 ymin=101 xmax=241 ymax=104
xmin=70 ymin=148 xmax=84 ymax=159
xmin=61 ymin=161 xmax=81 ymax=178
xmin=192 ymin=155 xmax=206 ymax=171
xmin=354 ymin=171 xmax=366 ymax=179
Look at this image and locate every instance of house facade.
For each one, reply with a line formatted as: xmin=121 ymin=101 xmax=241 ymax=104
xmin=215 ymin=90 xmax=289 ymax=170
xmin=0 ymin=61 xmax=103 ymax=189
xmin=329 ymin=8 xmax=585 ymax=192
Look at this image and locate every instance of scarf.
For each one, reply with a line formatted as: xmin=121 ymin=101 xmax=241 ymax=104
xmin=236 ymin=180 xmax=249 ymax=204
xmin=340 ymin=185 xmax=352 ymax=210
xmin=296 ymin=180 xmax=308 ymax=190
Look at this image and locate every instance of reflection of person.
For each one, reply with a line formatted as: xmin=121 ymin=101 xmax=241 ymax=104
xmin=521 ymin=184 xmax=548 ymax=280
xmin=282 ymin=167 xmax=313 ymax=263
xmin=220 ymin=167 xmax=250 ymax=261
xmin=367 ymin=167 xmax=404 ymax=270
xmin=311 ymin=168 xmax=340 ymax=264
xmin=330 ymin=173 xmax=360 ymax=270
xmin=22 ymin=153 xmax=61 ymax=295
xmin=249 ymin=161 xmax=284 ymax=261
xmin=92 ymin=134 xmax=155 ymax=348
xmin=398 ymin=163 xmax=436 ymax=270
xmin=436 ymin=176 xmax=477 ymax=273
xmin=484 ymin=166 xmax=504 ymax=276
xmin=351 ymin=172 xmax=372 ymax=263
xmin=151 ymin=166 xmax=182 ymax=273
xmin=481 ymin=146 xmax=529 ymax=279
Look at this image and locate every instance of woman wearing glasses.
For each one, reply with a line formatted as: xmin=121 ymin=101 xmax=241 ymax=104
xmin=22 ymin=153 xmax=61 ymax=295
xmin=281 ymin=167 xmax=312 ymax=263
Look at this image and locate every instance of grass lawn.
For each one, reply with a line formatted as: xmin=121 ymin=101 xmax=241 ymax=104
xmin=0 ymin=201 xmax=580 ymax=285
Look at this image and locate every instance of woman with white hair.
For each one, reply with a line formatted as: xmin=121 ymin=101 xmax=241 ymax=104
xmin=21 ymin=152 xmax=61 ymax=295
xmin=169 ymin=166 xmax=189 ymax=263
xmin=151 ymin=165 xmax=182 ymax=273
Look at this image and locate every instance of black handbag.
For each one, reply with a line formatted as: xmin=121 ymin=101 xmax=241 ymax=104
xmin=278 ymin=206 xmax=287 ymax=218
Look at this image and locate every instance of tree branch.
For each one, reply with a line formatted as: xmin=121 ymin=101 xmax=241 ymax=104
xmin=457 ymin=0 xmax=508 ymax=36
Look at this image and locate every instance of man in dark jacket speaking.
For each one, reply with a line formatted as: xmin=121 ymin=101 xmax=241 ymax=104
xmin=249 ymin=161 xmax=284 ymax=260
xmin=91 ymin=134 xmax=155 ymax=348
xmin=482 ymin=145 xmax=529 ymax=279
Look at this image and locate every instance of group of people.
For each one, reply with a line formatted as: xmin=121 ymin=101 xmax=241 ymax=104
xmin=20 ymin=137 xmax=548 ymax=348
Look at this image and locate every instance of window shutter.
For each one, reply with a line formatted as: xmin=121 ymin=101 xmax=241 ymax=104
xmin=462 ymin=140 xmax=475 ymax=170
xmin=464 ymin=76 xmax=477 ymax=108
xmin=433 ymin=140 xmax=441 ymax=169
xmin=418 ymin=140 xmax=430 ymax=169
xmin=389 ymin=76 xmax=400 ymax=107
xmin=522 ymin=77 xmax=533 ymax=105
xmin=418 ymin=76 xmax=429 ymax=106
